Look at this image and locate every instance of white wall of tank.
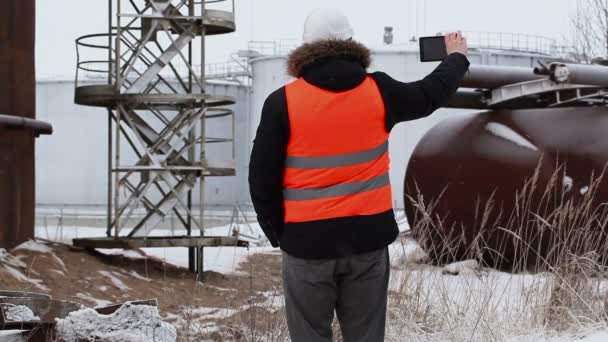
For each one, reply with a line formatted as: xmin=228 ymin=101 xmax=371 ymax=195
xmin=35 ymin=47 xmax=548 ymax=210
xmin=36 ymin=80 xmax=251 ymax=208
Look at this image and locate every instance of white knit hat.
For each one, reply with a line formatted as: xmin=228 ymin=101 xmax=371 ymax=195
xmin=302 ymin=8 xmax=354 ymax=43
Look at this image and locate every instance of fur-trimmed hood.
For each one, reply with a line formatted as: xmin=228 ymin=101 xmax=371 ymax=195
xmin=287 ymin=39 xmax=372 ymax=78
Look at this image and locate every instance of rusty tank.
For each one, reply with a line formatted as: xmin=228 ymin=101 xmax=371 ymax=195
xmin=0 ymin=0 xmax=52 ymax=249
xmin=404 ymin=63 xmax=608 ymax=270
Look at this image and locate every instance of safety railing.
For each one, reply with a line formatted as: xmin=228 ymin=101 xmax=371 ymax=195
xmin=246 ymin=33 xmax=576 ymax=58
xmin=462 ymin=31 xmax=575 ymax=56
xmin=75 ymin=33 xmax=115 ymax=87
xmin=247 ymin=40 xmax=299 ymax=57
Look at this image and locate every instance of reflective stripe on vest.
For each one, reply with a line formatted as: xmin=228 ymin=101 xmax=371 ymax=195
xmin=283 ymin=76 xmax=393 ymax=223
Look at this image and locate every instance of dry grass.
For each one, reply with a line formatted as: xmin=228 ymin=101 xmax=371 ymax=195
xmin=390 ymin=161 xmax=608 ymax=341
xmin=167 ymin=162 xmax=608 ymax=341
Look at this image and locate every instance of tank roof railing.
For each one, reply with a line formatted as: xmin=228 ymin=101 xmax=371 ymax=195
xmin=247 ymin=40 xmax=299 ymax=57
xmin=247 ymin=32 xmax=577 ymax=58
xmin=461 ymin=31 xmax=576 ymax=57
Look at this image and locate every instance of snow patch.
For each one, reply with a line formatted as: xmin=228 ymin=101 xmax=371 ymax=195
xmin=1 ymin=265 xmax=49 ymax=291
xmin=14 ymin=240 xmax=53 ymax=254
xmin=0 ymin=250 xmax=27 ymax=268
xmin=55 ymin=303 xmax=176 ymax=342
xmin=75 ymin=292 xmax=113 ymax=307
xmin=98 ymin=271 xmax=131 ymax=291
xmin=486 ymin=122 xmax=539 ymax=151
xmin=390 ymin=238 xmax=429 ymax=266
xmin=178 ymin=306 xmax=239 ymax=320
xmin=443 ymin=259 xmax=480 ymax=276
xmin=1 ymin=305 xmax=40 ymax=322
xmin=127 ymin=270 xmax=152 ymax=282
xmin=96 ymin=249 xmax=146 ymax=259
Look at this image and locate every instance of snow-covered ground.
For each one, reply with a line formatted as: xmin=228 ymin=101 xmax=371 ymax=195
xmin=55 ymin=303 xmax=177 ymax=342
xmin=17 ymin=218 xmax=607 ymax=341
xmin=34 ymin=223 xmax=274 ymax=274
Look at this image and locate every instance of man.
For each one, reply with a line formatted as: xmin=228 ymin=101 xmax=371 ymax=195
xmin=249 ymin=8 xmax=469 ymax=342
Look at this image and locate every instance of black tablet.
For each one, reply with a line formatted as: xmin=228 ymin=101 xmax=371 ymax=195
xmin=419 ymin=36 xmax=448 ymax=62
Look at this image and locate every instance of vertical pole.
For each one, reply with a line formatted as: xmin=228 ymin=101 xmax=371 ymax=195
xmin=605 ymin=0 xmax=608 ymax=58
xmin=187 ymin=0 xmax=196 ymax=273
xmin=107 ymin=0 xmax=114 ymax=237
xmin=198 ymin=0 xmax=207 ymax=281
xmin=114 ymin=0 xmax=122 ymax=239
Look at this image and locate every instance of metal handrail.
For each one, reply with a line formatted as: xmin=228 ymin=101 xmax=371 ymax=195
xmin=248 ymin=40 xmax=298 ymax=56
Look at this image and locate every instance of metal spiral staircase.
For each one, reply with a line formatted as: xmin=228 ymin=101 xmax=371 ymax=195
xmin=72 ymin=0 xmax=247 ymax=278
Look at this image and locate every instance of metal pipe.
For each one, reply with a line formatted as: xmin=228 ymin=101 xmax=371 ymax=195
xmin=444 ymin=90 xmax=488 ymax=109
xmin=199 ymin=0 xmax=207 ymax=281
xmin=461 ymin=64 xmax=544 ymax=89
xmin=0 ymin=114 xmax=53 ymax=135
xmin=107 ymin=0 xmax=114 ymax=237
xmin=535 ymin=62 xmax=608 ymax=87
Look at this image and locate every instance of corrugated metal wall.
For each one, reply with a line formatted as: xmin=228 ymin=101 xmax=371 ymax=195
xmin=0 ymin=0 xmax=36 ymax=248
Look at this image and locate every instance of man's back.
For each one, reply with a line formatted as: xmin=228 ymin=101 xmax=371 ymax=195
xmin=248 ymin=9 xmax=470 ymax=341
xmin=249 ymin=39 xmax=469 ymax=258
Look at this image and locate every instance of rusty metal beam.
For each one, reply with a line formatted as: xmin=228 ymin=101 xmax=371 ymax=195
xmin=0 ymin=0 xmax=41 ymax=250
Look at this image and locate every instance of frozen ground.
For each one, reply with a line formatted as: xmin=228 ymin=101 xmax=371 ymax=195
xmin=2 ymin=218 xmax=605 ymax=341
xmin=55 ymin=303 xmax=177 ymax=342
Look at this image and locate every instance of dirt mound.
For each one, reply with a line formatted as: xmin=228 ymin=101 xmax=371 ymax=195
xmin=0 ymin=239 xmax=283 ymax=339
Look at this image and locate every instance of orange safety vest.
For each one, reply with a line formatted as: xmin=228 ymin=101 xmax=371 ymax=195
xmin=283 ymin=76 xmax=393 ymax=223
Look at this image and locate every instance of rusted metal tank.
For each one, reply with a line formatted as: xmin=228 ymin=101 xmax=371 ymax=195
xmin=0 ymin=0 xmax=52 ymax=249
xmin=404 ymin=107 xmax=608 ymax=270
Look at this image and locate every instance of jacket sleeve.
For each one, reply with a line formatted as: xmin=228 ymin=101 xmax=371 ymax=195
xmin=248 ymin=88 xmax=289 ymax=247
xmin=370 ymin=52 xmax=470 ymax=132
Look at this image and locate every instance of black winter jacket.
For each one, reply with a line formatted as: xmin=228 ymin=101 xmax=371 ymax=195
xmin=249 ymin=39 xmax=470 ymax=259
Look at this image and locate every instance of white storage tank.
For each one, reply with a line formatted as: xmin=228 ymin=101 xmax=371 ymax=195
xmin=36 ymin=80 xmax=250 ymax=209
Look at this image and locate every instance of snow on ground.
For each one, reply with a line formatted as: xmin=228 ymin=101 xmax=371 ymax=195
xmin=389 ymin=238 xmax=429 ymax=266
xmin=55 ymin=303 xmax=176 ymax=342
xmin=75 ymin=292 xmax=113 ymax=307
xmin=98 ymin=271 xmax=132 ymax=291
xmin=1 ymin=266 xmax=49 ymax=291
xmin=1 ymin=305 xmax=40 ymax=322
xmin=24 ymin=222 xmax=608 ymax=341
xmin=13 ymin=240 xmax=54 ymax=253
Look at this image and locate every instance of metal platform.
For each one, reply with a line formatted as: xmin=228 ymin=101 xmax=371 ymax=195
xmin=73 ymin=236 xmax=248 ymax=249
xmin=75 ymin=85 xmax=235 ymax=108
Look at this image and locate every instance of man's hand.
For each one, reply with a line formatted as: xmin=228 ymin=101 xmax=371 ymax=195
xmin=445 ymin=31 xmax=468 ymax=56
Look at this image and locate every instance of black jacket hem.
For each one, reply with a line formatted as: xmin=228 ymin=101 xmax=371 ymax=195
xmin=279 ymin=210 xmax=399 ymax=259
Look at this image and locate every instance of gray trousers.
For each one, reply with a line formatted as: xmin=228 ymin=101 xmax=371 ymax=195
xmin=282 ymin=247 xmax=390 ymax=342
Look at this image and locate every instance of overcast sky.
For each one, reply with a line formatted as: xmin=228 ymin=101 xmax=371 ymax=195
xmin=36 ymin=0 xmax=579 ymax=79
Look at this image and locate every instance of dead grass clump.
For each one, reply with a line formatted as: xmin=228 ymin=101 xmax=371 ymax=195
xmin=396 ymin=160 xmax=608 ymax=339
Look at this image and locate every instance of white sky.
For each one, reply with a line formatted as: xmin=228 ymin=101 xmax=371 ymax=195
xmin=36 ymin=0 xmax=579 ymax=79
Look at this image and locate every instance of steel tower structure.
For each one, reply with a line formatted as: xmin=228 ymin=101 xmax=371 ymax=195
xmin=73 ymin=0 xmax=246 ymax=277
